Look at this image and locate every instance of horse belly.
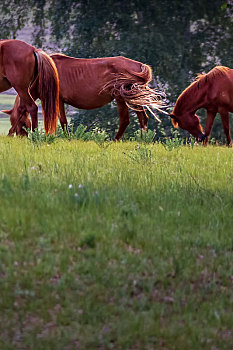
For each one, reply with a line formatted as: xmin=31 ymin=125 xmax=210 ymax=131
xmin=61 ymin=86 xmax=113 ymax=110
xmin=0 ymin=77 xmax=11 ymax=93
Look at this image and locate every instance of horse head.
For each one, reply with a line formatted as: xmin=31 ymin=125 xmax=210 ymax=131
xmin=2 ymin=96 xmax=31 ymax=136
xmin=170 ymin=112 xmax=204 ymax=141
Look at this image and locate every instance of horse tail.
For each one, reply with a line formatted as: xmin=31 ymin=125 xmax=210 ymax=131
xmin=129 ymin=63 xmax=153 ymax=85
xmin=34 ymin=50 xmax=59 ymax=134
xmin=102 ymin=63 xmax=166 ymax=117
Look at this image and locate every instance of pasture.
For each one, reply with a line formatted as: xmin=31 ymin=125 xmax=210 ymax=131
xmin=0 ymin=136 xmax=232 ymax=350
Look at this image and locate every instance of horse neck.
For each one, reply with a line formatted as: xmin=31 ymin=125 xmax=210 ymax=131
xmin=12 ymin=95 xmax=21 ymax=114
xmin=175 ymin=80 xmax=208 ymax=115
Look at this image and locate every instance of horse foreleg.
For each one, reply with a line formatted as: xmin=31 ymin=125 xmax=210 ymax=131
xmin=59 ymin=99 xmax=69 ymax=133
xmin=115 ymin=99 xmax=130 ymax=141
xmin=203 ymin=110 xmax=216 ymax=146
xmin=220 ymin=111 xmax=232 ymax=147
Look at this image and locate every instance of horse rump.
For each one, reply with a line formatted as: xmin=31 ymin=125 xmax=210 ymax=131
xmin=102 ymin=63 xmax=166 ymax=119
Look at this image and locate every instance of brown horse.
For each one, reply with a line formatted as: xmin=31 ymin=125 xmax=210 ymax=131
xmin=5 ymin=54 xmax=164 ymax=140
xmin=170 ymin=66 xmax=233 ymax=146
xmin=0 ymin=39 xmax=59 ymax=134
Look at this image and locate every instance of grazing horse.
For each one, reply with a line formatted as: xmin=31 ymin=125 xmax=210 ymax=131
xmin=0 ymin=39 xmax=59 ymax=134
xmin=5 ymin=54 xmax=164 ymax=140
xmin=170 ymin=66 xmax=233 ymax=146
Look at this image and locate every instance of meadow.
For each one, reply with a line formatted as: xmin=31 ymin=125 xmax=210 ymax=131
xmin=0 ymin=134 xmax=233 ymax=350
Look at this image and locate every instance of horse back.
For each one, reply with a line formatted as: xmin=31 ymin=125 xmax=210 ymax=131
xmin=51 ymin=54 xmax=150 ymax=82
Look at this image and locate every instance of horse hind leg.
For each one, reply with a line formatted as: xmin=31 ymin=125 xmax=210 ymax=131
xmin=115 ymin=99 xmax=130 ymax=141
xmin=136 ymin=110 xmax=149 ymax=138
xmin=136 ymin=110 xmax=149 ymax=130
xmin=59 ymin=99 xmax=69 ymax=133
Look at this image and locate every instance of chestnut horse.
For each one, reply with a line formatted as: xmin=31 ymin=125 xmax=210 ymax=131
xmin=170 ymin=66 xmax=233 ymax=146
xmin=5 ymin=54 xmax=164 ymax=140
xmin=0 ymin=39 xmax=59 ymax=134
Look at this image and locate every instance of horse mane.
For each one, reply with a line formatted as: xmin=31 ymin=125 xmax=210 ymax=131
xmin=173 ymin=66 xmax=230 ymax=115
xmin=195 ymin=66 xmax=230 ymax=84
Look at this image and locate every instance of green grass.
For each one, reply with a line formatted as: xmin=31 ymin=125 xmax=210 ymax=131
xmin=0 ymin=137 xmax=232 ymax=350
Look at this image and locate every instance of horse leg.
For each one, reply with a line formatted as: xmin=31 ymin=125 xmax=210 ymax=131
xmin=220 ymin=111 xmax=232 ymax=147
xmin=136 ymin=110 xmax=149 ymax=137
xmin=115 ymin=99 xmax=130 ymax=141
xmin=136 ymin=110 xmax=149 ymax=130
xmin=59 ymin=99 xmax=69 ymax=132
xmin=203 ymin=110 xmax=216 ymax=146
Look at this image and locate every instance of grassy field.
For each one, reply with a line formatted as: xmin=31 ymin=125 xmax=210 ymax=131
xmin=0 ymin=136 xmax=232 ymax=350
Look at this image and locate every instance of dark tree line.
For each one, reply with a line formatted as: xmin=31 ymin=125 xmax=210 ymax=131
xmin=1 ymin=0 xmax=233 ymax=140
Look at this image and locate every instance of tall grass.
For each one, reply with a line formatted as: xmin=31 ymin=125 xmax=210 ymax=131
xmin=0 ymin=136 xmax=232 ymax=350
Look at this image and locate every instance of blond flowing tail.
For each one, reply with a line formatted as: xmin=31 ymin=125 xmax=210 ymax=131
xmin=103 ymin=64 xmax=167 ymax=122
xmin=34 ymin=50 xmax=59 ymax=134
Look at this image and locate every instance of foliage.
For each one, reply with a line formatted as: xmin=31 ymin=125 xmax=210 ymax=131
xmin=27 ymin=128 xmax=56 ymax=145
xmin=124 ymin=144 xmax=153 ymax=164
xmin=25 ymin=123 xmax=222 ymax=151
xmin=134 ymin=129 xmax=156 ymax=143
xmin=1 ymin=0 xmax=233 ymax=140
xmin=0 ymin=0 xmax=32 ymax=38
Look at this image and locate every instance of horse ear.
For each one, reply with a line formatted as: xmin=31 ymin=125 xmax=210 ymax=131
xmin=1 ymin=109 xmax=12 ymax=115
xmin=169 ymin=114 xmax=179 ymax=128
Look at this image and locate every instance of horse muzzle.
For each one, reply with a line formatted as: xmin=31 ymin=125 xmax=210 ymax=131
xmin=195 ymin=132 xmax=205 ymax=142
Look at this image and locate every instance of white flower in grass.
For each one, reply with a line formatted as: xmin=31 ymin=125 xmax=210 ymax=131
xmin=74 ymin=193 xmax=79 ymax=198
xmin=78 ymin=184 xmax=84 ymax=188
xmin=68 ymin=184 xmax=73 ymax=189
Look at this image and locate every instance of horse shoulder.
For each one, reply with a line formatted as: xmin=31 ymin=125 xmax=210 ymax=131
xmin=207 ymin=75 xmax=233 ymax=109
